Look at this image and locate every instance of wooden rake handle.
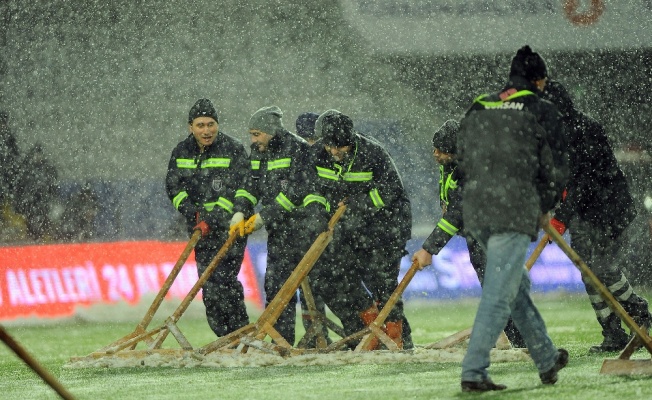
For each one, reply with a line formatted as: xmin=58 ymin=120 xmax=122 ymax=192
xmin=1 ymin=325 xmax=76 ymax=400
xmin=357 ymin=259 xmax=420 ymax=351
xmin=254 ymin=205 xmax=347 ymax=334
xmin=544 ymin=223 xmax=652 ymax=354
xmin=525 ymin=233 xmax=549 ymax=271
xmin=137 ymin=229 xmax=202 ymax=331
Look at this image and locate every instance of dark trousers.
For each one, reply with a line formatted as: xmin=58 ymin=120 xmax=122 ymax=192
xmin=194 ymin=233 xmax=249 ymax=337
xmin=264 ymin=223 xmax=315 ymax=346
xmin=310 ymin=244 xmax=373 ymax=338
xmin=570 ymin=216 xmax=650 ymax=329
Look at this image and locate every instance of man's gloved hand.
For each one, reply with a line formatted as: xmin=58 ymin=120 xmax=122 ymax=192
xmin=193 ymin=212 xmax=210 ymax=237
xmin=550 ymin=218 xmax=566 ymax=235
xmin=229 ymin=212 xmax=245 ymax=236
xmin=252 ymin=213 xmax=265 ymax=231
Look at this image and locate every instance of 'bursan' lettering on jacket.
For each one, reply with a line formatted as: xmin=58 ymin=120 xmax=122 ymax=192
xmin=484 ymin=102 xmax=525 ymax=110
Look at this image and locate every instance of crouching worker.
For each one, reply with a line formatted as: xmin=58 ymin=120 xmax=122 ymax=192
xmin=311 ymin=110 xmax=414 ymax=349
xmin=231 ymin=106 xmax=330 ymax=347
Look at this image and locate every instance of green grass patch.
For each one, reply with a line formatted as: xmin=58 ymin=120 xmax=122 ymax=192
xmin=2 ymin=292 xmax=652 ymax=399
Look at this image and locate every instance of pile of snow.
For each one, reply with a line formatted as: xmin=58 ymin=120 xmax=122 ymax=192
xmin=66 ymin=346 xmax=530 ymax=369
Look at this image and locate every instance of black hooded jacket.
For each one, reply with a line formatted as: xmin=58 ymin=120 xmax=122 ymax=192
xmin=313 ymin=132 xmax=412 ymax=246
xmin=166 ymin=132 xmax=250 ymax=232
xmin=234 ymin=128 xmax=328 ymax=228
xmin=551 ymin=111 xmax=636 ymax=238
xmin=458 ymin=76 xmax=567 ymax=239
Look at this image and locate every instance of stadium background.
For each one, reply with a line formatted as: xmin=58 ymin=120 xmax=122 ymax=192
xmin=1 ymin=1 xmax=651 ymax=320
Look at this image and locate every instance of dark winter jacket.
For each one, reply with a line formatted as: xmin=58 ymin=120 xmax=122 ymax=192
xmin=0 ymin=122 xmax=20 ymax=203
xmin=313 ymin=132 xmax=412 ymax=247
xmin=422 ymin=161 xmax=464 ymax=254
xmin=166 ymin=132 xmax=250 ymax=233
xmin=234 ymin=128 xmax=328 ymax=229
xmin=552 ymin=111 xmax=637 ymax=239
xmin=458 ymin=77 xmax=566 ymax=239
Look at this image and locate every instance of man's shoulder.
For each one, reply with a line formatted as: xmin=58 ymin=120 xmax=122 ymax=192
xmin=216 ymin=131 xmax=246 ymax=150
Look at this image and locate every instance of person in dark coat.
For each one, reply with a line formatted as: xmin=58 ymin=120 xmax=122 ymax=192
xmin=231 ymin=106 xmax=329 ymax=346
xmin=15 ymin=142 xmax=60 ymax=241
xmin=57 ymin=183 xmax=100 ymax=242
xmin=0 ymin=111 xmax=21 ymax=206
xmin=542 ymin=80 xmax=652 ymax=352
xmin=166 ymin=98 xmax=252 ymax=337
xmin=294 ymin=111 xmax=333 ymax=347
xmin=457 ymin=45 xmax=568 ymax=392
xmin=411 ymin=119 xmax=526 ymax=348
xmin=311 ymin=110 xmax=414 ymax=349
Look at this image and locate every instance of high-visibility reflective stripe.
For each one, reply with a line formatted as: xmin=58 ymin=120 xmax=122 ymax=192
xmin=437 ymin=218 xmax=459 ymax=236
xmin=172 ymin=191 xmax=189 ymax=210
xmin=176 ymin=159 xmax=197 ymax=169
xmin=369 ymin=188 xmax=385 ymax=208
xmin=275 ymin=192 xmax=297 ymax=212
xmin=317 ymin=167 xmax=339 ymax=181
xmin=201 ymin=158 xmax=231 ymax=168
xmin=235 ymin=189 xmax=257 ymax=205
xmin=343 ymin=171 xmax=372 ymax=182
xmin=268 ymin=158 xmax=291 ymax=170
xmin=439 ymin=165 xmax=458 ymax=206
xmin=474 ymin=90 xmax=535 ymax=107
xmin=251 ymin=160 xmax=260 ymax=170
xmin=303 ymin=194 xmax=330 ymax=212
xmin=203 ymin=197 xmax=234 ymax=214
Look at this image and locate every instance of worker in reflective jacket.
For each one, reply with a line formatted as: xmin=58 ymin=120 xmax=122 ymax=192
xmin=411 ymin=119 xmax=526 ymax=348
xmin=231 ymin=106 xmax=329 ymax=346
xmin=165 ymin=98 xmax=253 ymax=337
xmin=310 ymin=110 xmax=414 ymax=349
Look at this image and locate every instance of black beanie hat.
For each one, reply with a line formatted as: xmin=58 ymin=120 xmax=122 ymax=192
xmin=321 ymin=112 xmax=355 ymax=147
xmin=510 ymin=45 xmax=548 ymax=82
xmin=432 ymin=119 xmax=459 ymax=154
xmin=542 ymin=80 xmax=575 ymax=118
xmin=188 ymin=98 xmax=219 ymax=124
xmin=295 ymin=112 xmax=320 ymax=140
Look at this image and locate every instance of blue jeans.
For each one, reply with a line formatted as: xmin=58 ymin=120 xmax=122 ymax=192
xmin=461 ymin=232 xmax=558 ymax=382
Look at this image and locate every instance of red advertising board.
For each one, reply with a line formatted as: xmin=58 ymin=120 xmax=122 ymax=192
xmin=0 ymin=241 xmax=263 ymax=320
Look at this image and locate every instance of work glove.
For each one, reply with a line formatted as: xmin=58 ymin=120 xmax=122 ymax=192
xmin=193 ymin=212 xmax=210 ymax=237
xmin=229 ymin=212 xmax=245 ymax=236
xmin=550 ymin=218 xmax=566 ymax=235
xmin=547 ymin=217 xmax=566 ymax=244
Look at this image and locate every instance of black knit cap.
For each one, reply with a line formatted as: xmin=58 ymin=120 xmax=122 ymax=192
xmin=510 ymin=45 xmax=548 ymax=82
xmin=542 ymin=80 xmax=575 ymax=118
xmin=295 ymin=112 xmax=320 ymax=140
xmin=188 ymin=98 xmax=219 ymax=124
xmin=321 ymin=112 xmax=355 ymax=147
xmin=432 ymin=119 xmax=459 ymax=154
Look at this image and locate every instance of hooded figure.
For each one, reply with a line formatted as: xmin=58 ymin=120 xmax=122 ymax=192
xmin=509 ymin=45 xmax=548 ymax=82
xmin=541 ymin=80 xmax=649 ymax=353
xmin=295 ymin=112 xmax=320 ymax=144
xmin=432 ymin=119 xmax=460 ymax=154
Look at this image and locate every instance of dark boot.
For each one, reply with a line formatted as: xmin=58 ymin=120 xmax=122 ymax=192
xmin=589 ymin=314 xmax=629 ymax=353
xmin=540 ymin=348 xmax=569 ymax=384
xmin=461 ymin=379 xmax=506 ymax=392
xmin=504 ymin=317 xmax=526 ymax=348
xmin=359 ymin=304 xmax=380 ymax=350
xmin=401 ymin=317 xmax=414 ymax=350
xmin=624 ymin=297 xmax=652 ymax=342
